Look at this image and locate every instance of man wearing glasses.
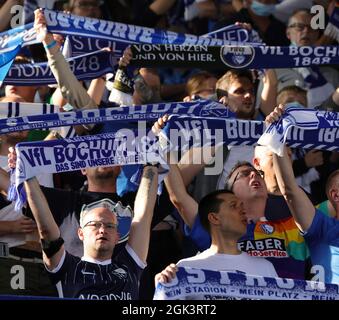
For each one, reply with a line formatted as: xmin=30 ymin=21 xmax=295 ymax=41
xmin=278 ymin=8 xmax=339 ymax=107
xmin=10 ymin=155 xmax=159 ymax=300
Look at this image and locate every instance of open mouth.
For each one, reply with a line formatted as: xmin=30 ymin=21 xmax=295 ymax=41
xmin=250 ymin=180 xmax=261 ymax=188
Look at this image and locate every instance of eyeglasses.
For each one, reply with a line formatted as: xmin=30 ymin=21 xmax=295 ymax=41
xmin=229 ymin=168 xmax=264 ymax=191
xmin=83 ymin=221 xmax=118 ymax=230
xmin=288 ymin=23 xmax=315 ymax=32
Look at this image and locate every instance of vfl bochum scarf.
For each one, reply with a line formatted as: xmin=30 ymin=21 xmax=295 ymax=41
xmin=9 ymin=131 xmax=163 ymax=210
xmin=153 ymin=267 xmax=339 ymax=300
xmin=130 ymin=44 xmax=339 ymax=70
xmin=63 ymin=24 xmax=262 ymax=58
xmin=42 ymin=9 xmax=258 ymax=50
xmin=325 ymin=2 xmax=339 ymax=43
xmin=5 ymin=49 xmax=118 ymax=86
xmin=0 ymin=100 xmax=233 ymax=134
xmin=258 ymin=105 xmax=339 ymax=156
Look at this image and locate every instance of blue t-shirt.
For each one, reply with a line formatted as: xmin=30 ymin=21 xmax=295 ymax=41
xmin=48 ymin=247 xmax=144 ymax=300
xmin=303 ymin=210 xmax=339 ymax=284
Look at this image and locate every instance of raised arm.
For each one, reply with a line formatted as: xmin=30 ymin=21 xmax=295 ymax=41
xmin=24 ymin=177 xmax=64 ymax=270
xmin=268 ymin=107 xmax=316 ymax=232
xmin=9 ymin=148 xmax=64 ymax=269
xmin=128 ymin=165 xmax=158 ymax=263
xmin=165 ymin=163 xmax=198 ymax=229
xmin=34 ymin=9 xmax=97 ymax=134
xmin=259 ymin=69 xmax=278 ymax=117
xmin=152 ymin=116 xmax=199 ymax=228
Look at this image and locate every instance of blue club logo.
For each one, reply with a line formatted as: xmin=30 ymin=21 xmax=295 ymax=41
xmin=260 ymin=224 xmax=274 ymax=235
xmin=220 ymin=45 xmax=255 ymax=69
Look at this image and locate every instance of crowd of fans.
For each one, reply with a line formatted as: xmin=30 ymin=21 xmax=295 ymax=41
xmin=0 ymin=0 xmax=338 ymax=300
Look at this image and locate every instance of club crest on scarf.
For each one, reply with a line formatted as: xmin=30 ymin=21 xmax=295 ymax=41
xmin=220 ymin=45 xmax=255 ymax=69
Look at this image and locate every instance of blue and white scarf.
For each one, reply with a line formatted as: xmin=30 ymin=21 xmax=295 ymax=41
xmin=62 ymin=24 xmax=262 ymax=58
xmin=5 ymin=49 xmax=118 ymax=86
xmin=0 ymin=23 xmax=36 ymax=50
xmin=130 ymin=44 xmax=339 ymax=69
xmin=325 ymin=2 xmax=339 ymax=43
xmin=9 ymin=108 xmax=338 ymax=209
xmin=258 ymin=105 xmax=339 ymax=156
xmin=9 ymin=130 xmax=163 ymax=209
xmin=153 ymin=267 xmax=339 ymax=300
xmin=0 ymin=100 xmax=233 ymax=134
xmin=0 ymin=45 xmax=22 ymax=86
xmin=42 ymin=9 xmax=261 ymax=53
xmin=0 ymin=101 xmax=58 ymax=118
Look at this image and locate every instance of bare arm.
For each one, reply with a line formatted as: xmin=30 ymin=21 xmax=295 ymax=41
xmin=24 ymin=177 xmax=64 ymax=270
xmin=165 ymin=163 xmax=198 ymax=229
xmin=267 ymin=107 xmax=316 ymax=232
xmin=34 ymin=9 xmax=97 ymax=135
xmin=259 ymin=69 xmax=278 ymax=117
xmin=178 ymin=146 xmax=216 ymax=187
xmin=128 ymin=166 xmax=158 ymax=263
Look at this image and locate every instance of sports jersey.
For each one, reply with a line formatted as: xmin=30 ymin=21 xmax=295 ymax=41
xmin=185 ymin=216 xmax=309 ymax=279
xmin=48 ymin=245 xmax=145 ymax=299
xmin=303 ymin=210 xmax=339 ymax=284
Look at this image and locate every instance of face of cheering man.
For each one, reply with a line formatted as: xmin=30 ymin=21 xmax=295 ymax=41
xmin=228 ymin=164 xmax=268 ymax=203
xmin=78 ymin=207 xmax=119 ymax=260
xmin=286 ymin=11 xmax=320 ymax=46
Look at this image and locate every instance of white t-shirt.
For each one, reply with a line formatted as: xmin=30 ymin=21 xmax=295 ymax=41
xmin=176 ymin=249 xmax=278 ymax=300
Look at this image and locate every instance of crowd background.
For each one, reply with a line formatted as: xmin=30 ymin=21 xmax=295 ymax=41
xmin=0 ymin=0 xmax=338 ymax=300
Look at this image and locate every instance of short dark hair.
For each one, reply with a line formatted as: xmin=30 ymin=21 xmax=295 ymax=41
xmin=226 ymin=161 xmax=254 ymax=190
xmin=198 ymin=189 xmax=234 ymax=233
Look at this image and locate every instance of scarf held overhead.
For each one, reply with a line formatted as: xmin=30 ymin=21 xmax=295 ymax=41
xmin=130 ymin=44 xmax=339 ymax=69
xmin=258 ymin=105 xmax=339 ymax=156
xmin=0 ymin=100 xmax=233 ymax=134
xmin=5 ymin=49 xmax=118 ymax=86
xmin=9 ymin=108 xmax=338 ymax=210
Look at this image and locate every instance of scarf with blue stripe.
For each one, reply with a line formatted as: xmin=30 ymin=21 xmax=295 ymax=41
xmin=153 ymin=267 xmax=339 ymax=300
xmin=7 ymin=105 xmax=338 ymax=210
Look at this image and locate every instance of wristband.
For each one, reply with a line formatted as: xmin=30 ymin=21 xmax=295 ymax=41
xmin=44 ymin=40 xmax=57 ymax=50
